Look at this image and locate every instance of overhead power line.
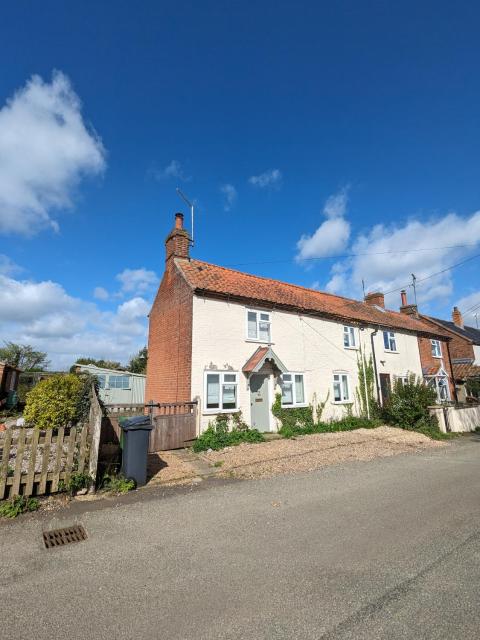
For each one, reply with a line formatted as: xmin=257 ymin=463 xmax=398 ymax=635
xmin=224 ymin=242 xmax=479 ymax=268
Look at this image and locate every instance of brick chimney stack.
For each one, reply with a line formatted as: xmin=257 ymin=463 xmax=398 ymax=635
xmin=399 ymin=289 xmax=418 ymax=318
xmin=452 ymin=306 xmax=464 ymax=329
xmin=365 ymin=291 xmax=385 ymax=308
xmin=165 ymin=212 xmax=190 ymax=262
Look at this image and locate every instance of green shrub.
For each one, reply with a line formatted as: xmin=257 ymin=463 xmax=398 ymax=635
xmin=0 ymin=495 xmax=40 ymax=518
xmin=271 ymin=392 xmax=316 ymax=431
xmin=101 ymin=473 xmax=136 ymax=494
xmin=59 ymin=471 xmax=92 ymax=496
xmin=193 ymin=412 xmax=265 ymax=452
xmin=24 ymin=374 xmax=85 ymax=429
xmin=383 ymin=375 xmax=437 ymax=430
xmin=279 ymin=415 xmax=381 ymax=438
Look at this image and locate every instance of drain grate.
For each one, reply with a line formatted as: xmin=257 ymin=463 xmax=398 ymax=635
xmin=43 ymin=524 xmax=87 ymax=549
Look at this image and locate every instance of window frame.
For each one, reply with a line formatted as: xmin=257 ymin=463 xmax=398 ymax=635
xmin=332 ymin=372 xmax=352 ymax=404
xmin=280 ymin=372 xmax=306 ymax=407
xmin=426 ymin=375 xmax=450 ymax=403
xmin=246 ymin=308 xmax=272 ymax=343
xmin=431 ymin=339 xmax=442 ymax=358
xmin=203 ymin=371 xmax=239 ymax=413
xmin=383 ymin=330 xmax=398 ymax=352
xmin=343 ymin=325 xmax=357 ymax=349
xmin=107 ymin=374 xmax=131 ymax=390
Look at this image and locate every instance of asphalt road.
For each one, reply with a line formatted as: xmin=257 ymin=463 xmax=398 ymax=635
xmin=1 ymin=435 xmax=480 ymax=640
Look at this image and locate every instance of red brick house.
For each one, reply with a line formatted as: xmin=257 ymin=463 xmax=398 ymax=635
xmin=146 ymin=214 xmax=453 ymax=432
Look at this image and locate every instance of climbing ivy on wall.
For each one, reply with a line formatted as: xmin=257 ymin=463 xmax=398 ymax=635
xmin=271 ymin=392 xmax=329 ymax=430
xmin=356 ymin=348 xmax=379 ymax=419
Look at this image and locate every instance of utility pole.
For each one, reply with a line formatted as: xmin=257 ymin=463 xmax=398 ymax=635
xmin=475 ymin=313 xmax=479 ymax=329
xmin=411 ymin=273 xmax=417 ymax=305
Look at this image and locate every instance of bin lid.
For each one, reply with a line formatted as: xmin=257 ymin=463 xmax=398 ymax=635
xmin=120 ymin=415 xmax=153 ymax=431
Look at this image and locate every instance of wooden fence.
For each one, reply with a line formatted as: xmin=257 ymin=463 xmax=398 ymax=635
xmin=0 ymin=386 xmax=102 ymax=500
xmin=0 ymin=424 xmax=89 ymax=500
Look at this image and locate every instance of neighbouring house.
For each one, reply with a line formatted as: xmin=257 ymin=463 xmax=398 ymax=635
xmin=409 ymin=304 xmax=480 ymax=402
xmin=0 ymin=362 xmax=22 ymax=407
xmin=146 ymin=213 xmax=452 ymax=433
xmin=74 ymin=364 xmax=146 ymax=405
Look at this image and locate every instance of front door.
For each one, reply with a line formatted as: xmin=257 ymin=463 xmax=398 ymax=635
xmin=380 ymin=373 xmax=391 ymax=406
xmin=250 ymin=374 xmax=270 ymax=431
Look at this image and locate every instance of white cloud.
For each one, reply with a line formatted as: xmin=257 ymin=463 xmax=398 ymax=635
xmin=248 ymin=169 xmax=282 ymax=189
xmin=455 ymin=291 xmax=480 ymax=327
xmin=296 ymin=189 xmax=351 ymax=261
xmin=0 ymin=71 xmax=106 ymax=236
xmin=152 ymin=160 xmax=190 ymax=182
xmin=93 ymin=286 xmax=109 ymax=300
xmin=220 ymin=183 xmax=237 ymax=211
xmin=0 ymin=270 xmax=150 ymax=370
xmin=322 ymin=210 xmax=480 ymax=305
xmin=116 ymin=268 xmax=158 ymax=294
xmin=0 ymin=254 xmax=22 ymax=276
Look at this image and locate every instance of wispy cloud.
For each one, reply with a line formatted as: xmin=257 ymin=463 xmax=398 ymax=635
xmin=248 ymin=168 xmax=282 ymax=189
xmin=151 ymin=160 xmax=191 ymax=182
xmin=220 ymin=183 xmax=237 ymax=211
xmin=0 ymin=71 xmax=106 ymax=236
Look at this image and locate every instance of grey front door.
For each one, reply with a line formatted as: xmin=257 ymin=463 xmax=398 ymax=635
xmin=250 ymin=374 xmax=270 ymax=431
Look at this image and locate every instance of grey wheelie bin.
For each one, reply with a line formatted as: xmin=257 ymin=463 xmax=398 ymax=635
xmin=120 ymin=416 xmax=153 ymax=487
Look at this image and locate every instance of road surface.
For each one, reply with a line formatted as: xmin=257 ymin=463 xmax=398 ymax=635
xmin=1 ymin=434 xmax=479 ymax=639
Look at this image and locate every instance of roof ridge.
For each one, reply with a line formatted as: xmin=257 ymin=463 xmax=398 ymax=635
xmin=187 ymin=258 xmax=426 ymax=323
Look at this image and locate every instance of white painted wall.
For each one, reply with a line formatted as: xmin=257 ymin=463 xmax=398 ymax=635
xmin=191 ymin=296 xmax=423 ymax=432
xmin=431 ymin=404 xmax=480 ymax=433
xmin=473 ymin=345 xmax=480 ymax=366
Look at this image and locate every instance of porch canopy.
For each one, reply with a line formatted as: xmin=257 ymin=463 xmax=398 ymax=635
xmin=242 ymin=346 xmax=288 ymax=376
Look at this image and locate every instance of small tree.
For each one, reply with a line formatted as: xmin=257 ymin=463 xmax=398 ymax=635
xmin=24 ymin=374 xmax=84 ymax=430
xmin=383 ymin=374 xmax=437 ymax=430
xmin=128 ymin=347 xmax=148 ymax=374
xmin=0 ymin=342 xmax=50 ymax=371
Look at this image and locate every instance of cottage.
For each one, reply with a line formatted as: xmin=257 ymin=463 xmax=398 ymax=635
xmin=146 ymin=214 xmax=453 ymax=432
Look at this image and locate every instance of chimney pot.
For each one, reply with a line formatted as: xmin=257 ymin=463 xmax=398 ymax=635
xmin=175 ymin=212 xmax=184 ymax=229
xmin=401 ymin=290 xmax=407 ymax=306
xmin=365 ymin=291 xmax=385 ymax=309
xmin=452 ymin=306 xmax=464 ymax=329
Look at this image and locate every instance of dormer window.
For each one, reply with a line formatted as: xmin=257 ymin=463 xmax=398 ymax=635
xmin=247 ymin=309 xmax=271 ymax=342
xmin=383 ymin=331 xmax=397 ymax=352
xmin=343 ymin=326 xmax=357 ymax=349
xmin=431 ymin=339 xmax=442 ymax=358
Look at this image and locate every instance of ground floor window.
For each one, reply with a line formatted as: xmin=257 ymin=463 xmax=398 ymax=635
xmin=281 ymin=373 xmax=305 ymax=406
xmin=426 ymin=375 xmax=450 ymax=402
xmin=333 ymin=372 xmax=351 ymax=403
xmin=204 ymin=371 xmax=238 ymax=411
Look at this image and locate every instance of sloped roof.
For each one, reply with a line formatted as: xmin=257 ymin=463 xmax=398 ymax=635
xmin=242 ymin=347 xmax=287 ymax=375
xmin=176 ymin=258 xmax=450 ymax=338
xmin=426 ymin=317 xmax=480 ymax=345
xmin=452 ymin=363 xmax=480 ymax=380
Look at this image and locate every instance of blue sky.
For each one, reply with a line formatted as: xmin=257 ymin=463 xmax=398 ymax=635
xmin=1 ymin=1 xmax=480 ymax=368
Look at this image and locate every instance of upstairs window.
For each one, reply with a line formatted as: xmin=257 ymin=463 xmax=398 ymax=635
xmin=431 ymin=339 xmax=442 ymax=358
xmin=247 ymin=309 xmax=271 ymax=342
xmin=108 ymin=375 xmax=130 ymax=389
xmin=97 ymin=374 xmax=106 ymax=389
xmin=205 ymin=372 xmax=238 ymax=411
xmin=383 ymin=331 xmax=397 ymax=352
xmin=343 ymin=326 xmax=356 ymax=348
xmin=281 ymin=373 xmax=305 ymax=407
xmin=333 ymin=373 xmax=351 ymax=403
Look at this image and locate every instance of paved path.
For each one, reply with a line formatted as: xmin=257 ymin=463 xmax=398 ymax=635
xmin=1 ymin=435 xmax=480 ymax=639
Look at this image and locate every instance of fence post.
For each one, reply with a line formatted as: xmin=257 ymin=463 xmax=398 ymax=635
xmin=194 ymin=396 xmax=201 ymax=436
xmin=88 ymin=386 xmax=102 ymax=492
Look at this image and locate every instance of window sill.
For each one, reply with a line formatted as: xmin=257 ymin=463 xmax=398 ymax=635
xmin=332 ymin=401 xmax=353 ymax=405
xmin=245 ymin=339 xmax=273 ymax=345
xmin=384 ymin=350 xmax=399 ymax=354
xmin=203 ymin=408 xmax=239 ymax=415
xmin=281 ymin=404 xmax=308 ymax=409
xmin=432 ymin=355 xmax=443 ymax=359
xmin=344 ymin=346 xmax=359 ymax=351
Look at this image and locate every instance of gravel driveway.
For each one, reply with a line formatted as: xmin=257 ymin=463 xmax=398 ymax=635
xmin=198 ymin=426 xmax=445 ymax=479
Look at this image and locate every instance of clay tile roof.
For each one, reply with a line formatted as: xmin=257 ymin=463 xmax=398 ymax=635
xmin=176 ymin=258 xmax=449 ymax=338
xmin=452 ymin=363 xmax=480 ymax=380
xmin=242 ymin=347 xmax=269 ymax=374
xmin=422 ymin=365 xmax=442 ymax=376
